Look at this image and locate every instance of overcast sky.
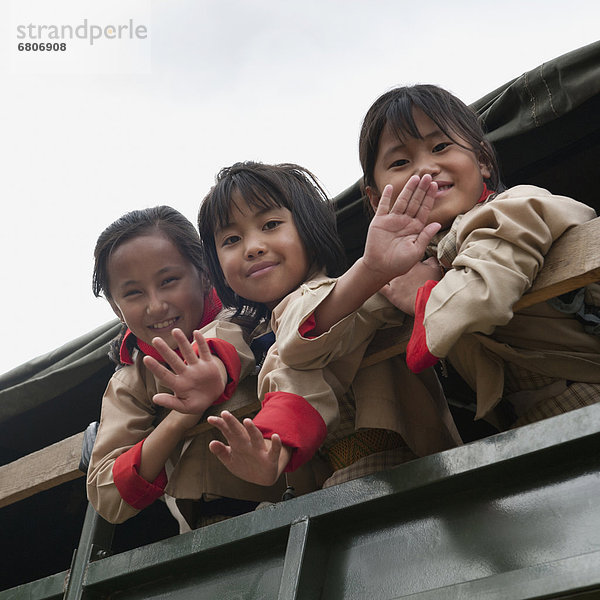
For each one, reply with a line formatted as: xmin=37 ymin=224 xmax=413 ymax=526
xmin=1 ymin=0 xmax=599 ymax=376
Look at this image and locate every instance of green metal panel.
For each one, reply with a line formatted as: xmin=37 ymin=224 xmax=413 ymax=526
xmin=0 ymin=571 xmax=66 ymax=600
xmin=1 ymin=403 xmax=597 ymax=600
xmin=49 ymin=404 xmax=600 ymax=600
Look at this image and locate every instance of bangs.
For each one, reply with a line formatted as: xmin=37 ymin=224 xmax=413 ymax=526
xmin=385 ymin=99 xmax=423 ymax=143
xmin=205 ymin=177 xmax=286 ymax=233
xmin=385 ymin=97 xmax=466 ymax=149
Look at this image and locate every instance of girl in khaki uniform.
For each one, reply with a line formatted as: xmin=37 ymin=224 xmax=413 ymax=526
xmin=87 ymin=206 xmax=323 ymax=531
xmin=359 ymin=84 xmax=600 ymax=428
xmin=152 ymin=162 xmax=461 ymax=489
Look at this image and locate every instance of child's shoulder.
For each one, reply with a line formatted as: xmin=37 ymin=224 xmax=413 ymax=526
xmin=273 ymin=272 xmax=336 ymax=316
xmin=108 ymin=353 xmax=153 ymax=395
xmin=466 ymin=184 xmax=596 ymax=226
xmin=497 ymin=184 xmax=553 ymax=198
xmin=493 ymin=184 xmax=593 ymax=212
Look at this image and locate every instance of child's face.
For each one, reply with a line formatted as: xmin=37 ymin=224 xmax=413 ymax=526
xmin=366 ymin=108 xmax=491 ymax=230
xmin=107 ymin=233 xmax=206 ymax=349
xmin=214 ymin=195 xmax=310 ymax=309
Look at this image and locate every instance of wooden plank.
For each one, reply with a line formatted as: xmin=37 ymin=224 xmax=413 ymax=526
xmin=360 ymin=325 xmax=408 ymax=369
xmin=514 ymin=217 xmax=600 ymax=310
xmin=0 ymin=432 xmax=84 ymax=509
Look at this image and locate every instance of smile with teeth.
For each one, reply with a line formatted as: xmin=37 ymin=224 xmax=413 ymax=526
xmin=150 ymin=318 xmax=178 ymax=330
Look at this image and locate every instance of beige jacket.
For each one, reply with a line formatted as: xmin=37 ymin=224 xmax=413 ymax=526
xmin=261 ymin=275 xmax=462 ymax=457
xmin=87 ymin=320 xmax=324 ymax=524
xmin=423 ymin=185 xmax=600 ymax=418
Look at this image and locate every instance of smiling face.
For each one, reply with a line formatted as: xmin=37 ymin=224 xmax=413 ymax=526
xmin=107 ymin=232 xmax=206 ymax=348
xmin=366 ymin=108 xmax=491 ymax=230
xmin=214 ymin=195 xmax=311 ymax=309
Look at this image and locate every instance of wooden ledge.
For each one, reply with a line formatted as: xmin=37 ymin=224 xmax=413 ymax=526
xmin=515 ymin=217 xmax=600 ymax=310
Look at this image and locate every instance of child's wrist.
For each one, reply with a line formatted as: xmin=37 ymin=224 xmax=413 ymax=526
xmin=354 ymin=256 xmax=390 ymax=290
xmin=165 ymin=410 xmax=202 ymax=433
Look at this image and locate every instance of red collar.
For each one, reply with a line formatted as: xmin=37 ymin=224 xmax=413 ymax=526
xmin=119 ymin=288 xmax=222 ymax=364
xmin=478 ymin=183 xmax=495 ymax=204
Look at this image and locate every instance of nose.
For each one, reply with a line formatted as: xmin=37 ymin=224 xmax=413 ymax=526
xmin=415 ymin=153 xmax=441 ymax=178
xmin=244 ymin=234 xmax=266 ymax=259
xmin=146 ymin=291 xmax=168 ymax=316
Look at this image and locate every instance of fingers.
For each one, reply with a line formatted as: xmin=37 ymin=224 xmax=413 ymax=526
xmin=207 ymin=411 xmax=247 ymax=444
xmin=422 ymin=256 xmax=440 ymax=267
xmin=152 ymin=391 xmax=183 ymax=411
xmin=375 ymin=184 xmax=394 ymax=216
xmin=243 ymin=418 xmax=268 ymax=445
xmin=192 ymin=330 xmax=213 ymax=362
xmin=150 ymin=329 xmax=212 ymax=371
xmin=171 ymin=328 xmax=198 ymax=365
xmin=268 ymin=433 xmax=283 ymax=460
xmin=391 ymin=175 xmax=435 ymax=218
xmin=413 ymin=179 xmax=437 ymax=223
xmin=143 ymin=355 xmax=177 ymax=388
xmin=379 ymin=282 xmax=394 ymax=301
xmin=208 ymin=412 xmax=275 ymax=457
xmin=413 ymin=222 xmax=442 ymax=254
xmin=389 ymin=175 xmax=422 ymax=216
xmin=151 ymin=334 xmax=188 ymax=375
xmin=208 ymin=439 xmax=231 ymax=462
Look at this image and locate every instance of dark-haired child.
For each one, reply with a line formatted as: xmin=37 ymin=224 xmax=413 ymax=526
xmin=150 ymin=162 xmax=460 ymax=489
xmin=360 ymin=84 xmax=600 ymax=428
xmin=87 ymin=205 xmax=321 ymax=531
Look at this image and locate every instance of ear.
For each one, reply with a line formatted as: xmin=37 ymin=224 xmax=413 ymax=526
xmin=108 ymin=299 xmax=124 ymax=323
xmin=365 ymin=186 xmax=380 ymax=213
xmin=478 ymin=143 xmax=492 ymax=181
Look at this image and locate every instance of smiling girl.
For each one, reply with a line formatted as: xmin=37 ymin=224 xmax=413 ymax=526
xmin=87 ymin=206 xmax=312 ymax=531
xmin=360 ymin=84 xmax=600 ymax=428
xmin=151 ymin=162 xmax=461 ymax=489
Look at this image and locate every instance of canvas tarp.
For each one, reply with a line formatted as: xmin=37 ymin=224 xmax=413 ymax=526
xmin=0 ymin=320 xmax=120 ymax=425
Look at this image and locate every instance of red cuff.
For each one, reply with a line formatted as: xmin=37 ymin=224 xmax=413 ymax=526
xmin=112 ymin=440 xmax=167 ymax=510
xmin=193 ymin=338 xmax=241 ymax=404
xmin=253 ymin=391 xmax=327 ymax=472
xmin=298 ymin=314 xmax=317 ymax=339
xmin=406 ymin=280 xmax=440 ymax=373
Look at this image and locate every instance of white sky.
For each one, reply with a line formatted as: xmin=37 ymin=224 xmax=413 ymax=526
xmin=1 ymin=0 xmax=599 ymax=376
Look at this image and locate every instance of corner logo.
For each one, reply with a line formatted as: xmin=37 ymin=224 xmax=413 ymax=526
xmin=16 ymin=19 xmax=148 ymax=46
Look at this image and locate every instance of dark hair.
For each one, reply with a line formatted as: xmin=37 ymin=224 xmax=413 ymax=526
xmin=93 ymin=205 xmax=209 ymax=364
xmin=198 ymin=161 xmax=346 ymax=325
xmin=359 ymin=84 xmax=502 ymax=194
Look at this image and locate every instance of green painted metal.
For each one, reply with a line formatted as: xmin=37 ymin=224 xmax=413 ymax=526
xmin=1 ymin=403 xmax=599 ymax=599
xmin=0 ymin=571 xmax=66 ymax=600
xmin=63 ymin=503 xmax=115 ymax=600
xmin=19 ymin=403 xmax=596 ymax=600
xmin=277 ymin=518 xmax=310 ymax=600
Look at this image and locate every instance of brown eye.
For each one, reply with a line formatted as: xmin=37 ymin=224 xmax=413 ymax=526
xmin=433 ymin=142 xmax=451 ymax=152
xmin=222 ymin=235 xmax=240 ymax=246
xmin=263 ymin=220 xmax=282 ymax=231
xmin=390 ymin=159 xmax=408 ymax=168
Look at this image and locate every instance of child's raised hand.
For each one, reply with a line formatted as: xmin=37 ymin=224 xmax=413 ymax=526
xmin=207 ymin=411 xmax=291 ymax=486
xmin=364 ymin=175 xmax=441 ymax=281
xmin=143 ymin=328 xmax=227 ymax=415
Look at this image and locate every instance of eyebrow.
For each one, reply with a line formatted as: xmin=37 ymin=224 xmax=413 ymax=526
xmin=219 ymin=205 xmax=281 ymax=230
